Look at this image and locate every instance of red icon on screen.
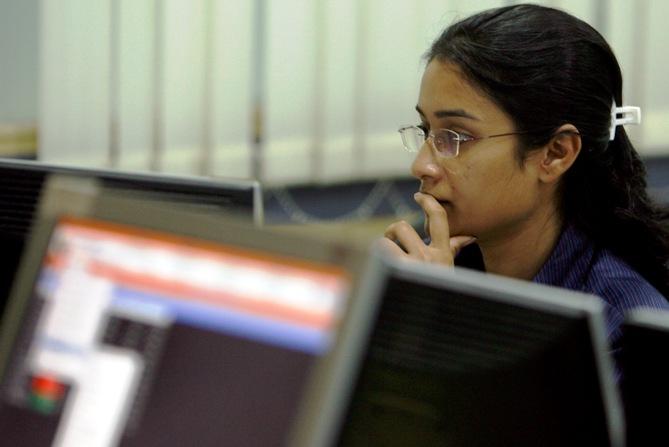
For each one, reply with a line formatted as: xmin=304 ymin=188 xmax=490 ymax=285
xmin=28 ymin=374 xmax=67 ymax=414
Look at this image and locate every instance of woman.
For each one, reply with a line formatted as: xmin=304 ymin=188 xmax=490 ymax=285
xmin=382 ymin=4 xmax=669 ymax=365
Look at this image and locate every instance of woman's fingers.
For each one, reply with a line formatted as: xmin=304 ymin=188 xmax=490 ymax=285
xmin=383 ymin=193 xmax=476 ymax=265
xmin=377 ymin=236 xmax=411 ymax=258
xmin=384 ymin=220 xmax=425 ymax=254
xmin=383 ymin=220 xmax=465 ymax=265
xmin=413 ymin=192 xmax=451 ymax=249
xmin=383 ymin=193 xmax=477 ymax=265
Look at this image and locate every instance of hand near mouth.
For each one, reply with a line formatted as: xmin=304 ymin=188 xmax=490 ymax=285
xmin=381 ymin=192 xmax=477 ymax=265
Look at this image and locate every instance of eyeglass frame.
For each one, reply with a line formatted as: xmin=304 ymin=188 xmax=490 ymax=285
xmin=398 ymin=124 xmax=580 ymax=158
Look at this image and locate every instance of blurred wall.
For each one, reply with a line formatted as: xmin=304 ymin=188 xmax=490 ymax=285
xmin=4 ymin=0 xmax=667 ymax=185
xmin=0 ymin=0 xmax=39 ymax=123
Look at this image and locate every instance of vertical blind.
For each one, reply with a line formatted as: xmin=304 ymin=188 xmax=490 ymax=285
xmin=38 ymin=0 xmax=669 ymax=186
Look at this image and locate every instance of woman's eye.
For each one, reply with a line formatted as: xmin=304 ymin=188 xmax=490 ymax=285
xmin=455 ymin=131 xmax=474 ymax=141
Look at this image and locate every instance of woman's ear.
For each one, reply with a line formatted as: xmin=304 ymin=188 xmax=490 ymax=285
xmin=537 ymin=124 xmax=582 ymax=184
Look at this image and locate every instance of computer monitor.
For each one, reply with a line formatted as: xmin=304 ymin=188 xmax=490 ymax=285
xmin=620 ymin=307 xmax=669 ymax=446
xmin=0 ymin=176 xmax=365 ymax=446
xmin=0 ymin=158 xmax=262 ymax=317
xmin=291 ymin=249 xmax=625 ymax=447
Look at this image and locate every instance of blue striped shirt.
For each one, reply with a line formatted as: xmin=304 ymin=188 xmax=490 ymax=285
xmin=455 ymin=223 xmax=669 ymax=371
xmin=531 ymin=224 xmax=669 ymax=368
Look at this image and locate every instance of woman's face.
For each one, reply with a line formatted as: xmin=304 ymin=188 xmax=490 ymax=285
xmin=412 ymin=59 xmax=546 ymax=243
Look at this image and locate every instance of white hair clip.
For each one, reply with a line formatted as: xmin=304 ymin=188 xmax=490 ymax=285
xmin=610 ymin=102 xmax=641 ymax=141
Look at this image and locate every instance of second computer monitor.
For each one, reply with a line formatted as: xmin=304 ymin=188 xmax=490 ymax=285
xmin=620 ymin=308 xmax=669 ymax=446
xmin=0 ymin=158 xmax=262 ymax=315
xmin=293 ymin=251 xmax=624 ymax=447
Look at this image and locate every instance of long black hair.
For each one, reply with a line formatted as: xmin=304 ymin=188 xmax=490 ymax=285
xmin=427 ymin=4 xmax=669 ymax=298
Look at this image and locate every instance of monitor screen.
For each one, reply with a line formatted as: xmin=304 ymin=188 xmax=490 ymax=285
xmin=293 ymin=253 xmax=624 ymax=447
xmin=620 ymin=308 xmax=669 ymax=446
xmin=0 ymin=158 xmax=262 ymax=317
xmin=0 ymin=214 xmax=350 ymax=446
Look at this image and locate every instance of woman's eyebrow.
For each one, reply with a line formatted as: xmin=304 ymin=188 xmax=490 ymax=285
xmin=415 ymin=105 xmax=480 ymax=121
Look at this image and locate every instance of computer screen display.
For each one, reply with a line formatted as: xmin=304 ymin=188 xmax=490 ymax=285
xmin=0 ymin=215 xmax=350 ymax=446
xmin=292 ymin=253 xmax=624 ymax=447
xmin=620 ymin=308 xmax=669 ymax=446
xmin=0 ymin=158 xmax=262 ymax=318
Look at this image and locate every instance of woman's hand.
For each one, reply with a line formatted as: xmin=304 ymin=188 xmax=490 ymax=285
xmin=381 ymin=192 xmax=476 ymax=265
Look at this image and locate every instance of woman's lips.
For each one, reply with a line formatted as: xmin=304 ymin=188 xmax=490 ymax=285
xmin=419 ymin=191 xmax=451 ymax=205
xmin=431 ymin=198 xmax=452 ymax=208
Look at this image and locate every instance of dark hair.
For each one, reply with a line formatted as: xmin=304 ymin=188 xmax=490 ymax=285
xmin=427 ymin=4 xmax=669 ymax=298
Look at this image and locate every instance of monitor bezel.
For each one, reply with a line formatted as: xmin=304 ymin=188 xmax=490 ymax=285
xmin=623 ymin=307 xmax=669 ymax=332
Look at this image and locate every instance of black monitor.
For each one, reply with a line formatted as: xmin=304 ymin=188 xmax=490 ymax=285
xmin=0 ymin=176 xmax=366 ymax=446
xmin=620 ymin=308 xmax=669 ymax=446
xmin=291 ymin=249 xmax=625 ymax=447
xmin=0 ymin=158 xmax=262 ymax=317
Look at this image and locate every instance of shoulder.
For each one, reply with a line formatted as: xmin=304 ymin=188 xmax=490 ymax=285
xmin=584 ymin=248 xmax=669 ymax=312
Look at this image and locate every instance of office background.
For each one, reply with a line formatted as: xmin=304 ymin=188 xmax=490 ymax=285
xmin=0 ymin=0 xmax=667 ymax=223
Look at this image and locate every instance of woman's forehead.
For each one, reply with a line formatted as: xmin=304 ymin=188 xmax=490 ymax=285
xmin=418 ymin=59 xmax=501 ymax=123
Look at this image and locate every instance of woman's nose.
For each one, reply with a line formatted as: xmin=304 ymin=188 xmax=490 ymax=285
xmin=410 ymin=141 xmax=441 ymax=181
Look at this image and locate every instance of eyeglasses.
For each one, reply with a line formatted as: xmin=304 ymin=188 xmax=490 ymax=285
xmin=398 ymin=125 xmax=530 ymax=158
